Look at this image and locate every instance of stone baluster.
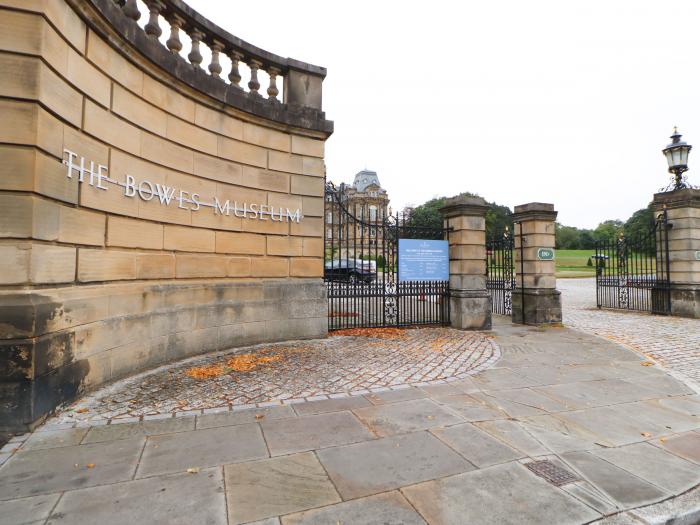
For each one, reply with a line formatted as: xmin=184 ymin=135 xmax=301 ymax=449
xmin=121 ymin=0 xmax=140 ymax=21
xmin=228 ymin=51 xmax=243 ymax=88
xmin=267 ymin=66 xmax=280 ymax=101
xmin=208 ymin=41 xmax=224 ymax=78
xmin=248 ymin=59 xmax=262 ymax=96
xmin=144 ymin=0 xmax=164 ymax=39
xmin=165 ymin=15 xmax=184 ymax=55
xmin=187 ymin=28 xmax=204 ymax=68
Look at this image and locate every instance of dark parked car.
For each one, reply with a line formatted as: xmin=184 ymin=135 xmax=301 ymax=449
xmin=324 ymin=259 xmax=377 ymax=283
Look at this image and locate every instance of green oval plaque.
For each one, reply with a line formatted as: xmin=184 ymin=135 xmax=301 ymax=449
xmin=537 ymin=248 xmax=555 ymax=261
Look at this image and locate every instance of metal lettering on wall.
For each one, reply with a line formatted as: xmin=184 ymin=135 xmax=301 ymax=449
xmin=398 ymin=239 xmax=449 ymax=282
xmin=62 ymin=150 xmax=302 ymax=223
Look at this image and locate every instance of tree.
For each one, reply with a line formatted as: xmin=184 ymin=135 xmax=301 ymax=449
xmin=593 ymin=220 xmax=624 ymax=244
xmin=404 ymin=192 xmax=512 ymax=238
xmin=623 ymin=204 xmax=654 ymax=241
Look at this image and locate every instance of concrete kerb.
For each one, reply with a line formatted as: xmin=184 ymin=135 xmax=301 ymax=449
xmin=591 ymin=484 xmax=700 ymax=525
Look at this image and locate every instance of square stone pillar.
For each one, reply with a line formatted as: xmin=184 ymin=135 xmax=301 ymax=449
xmin=511 ymin=203 xmax=562 ymax=325
xmin=439 ymin=196 xmax=491 ymax=330
xmin=653 ymin=188 xmax=700 ymax=318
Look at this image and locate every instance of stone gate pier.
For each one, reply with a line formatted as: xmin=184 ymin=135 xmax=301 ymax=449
xmin=0 ymin=0 xmax=332 ymax=431
xmin=511 ymin=203 xmax=563 ymax=325
xmin=653 ymin=188 xmax=700 ymax=318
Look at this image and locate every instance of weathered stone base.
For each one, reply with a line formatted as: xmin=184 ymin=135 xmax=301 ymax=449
xmin=670 ymin=285 xmax=700 ymax=319
xmin=0 ymin=279 xmax=327 ymax=432
xmin=449 ymin=289 xmax=492 ymax=330
xmin=512 ymin=288 xmax=562 ymax=325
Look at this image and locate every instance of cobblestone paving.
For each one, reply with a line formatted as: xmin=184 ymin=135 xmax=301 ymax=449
xmin=561 ymin=278 xmax=700 ymax=392
xmin=49 ymin=328 xmax=499 ymax=425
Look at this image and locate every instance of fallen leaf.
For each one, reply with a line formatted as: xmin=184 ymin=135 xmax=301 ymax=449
xmin=255 ymin=414 xmax=265 ymax=420
xmin=641 ymin=432 xmax=651 ymax=437
xmin=86 ymin=463 xmax=95 ymax=469
xmin=660 ymin=437 xmax=667 ymax=443
xmin=186 ymin=467 xmax=200 ymax=474
xmin=76 ymin=408 xmax=89 ymax=414
xmin=641 ymin=362 xmax=655 ymax=367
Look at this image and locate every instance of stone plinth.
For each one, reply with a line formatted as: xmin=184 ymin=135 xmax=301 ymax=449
xmin=439 ymin=197 xmax=491 ymax=330
xmin=653 ymin=188 xmax=700 ymax=318
xmin=511 ymin=203 xmax=562 ymax=325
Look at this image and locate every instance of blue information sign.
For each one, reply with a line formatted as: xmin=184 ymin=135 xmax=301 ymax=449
xmin=398 ymin=239 xmax=449 ymax=282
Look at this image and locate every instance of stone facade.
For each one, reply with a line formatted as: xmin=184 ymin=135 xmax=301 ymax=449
xmin=511 ymin=203 xmax=562 ymax=325
xmin=0 ymin=0 xmax=332 ymax=430
xmin=653 ymin=188 xmax=700 ymax=319
xmin=326 ymin=170 xmax=390 ymax=244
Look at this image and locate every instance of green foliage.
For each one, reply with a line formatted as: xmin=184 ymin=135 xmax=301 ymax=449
xmin=587 ymin=257 xmax=592 ymax=267
xmin=623 ymin=204 xmax=654 ymax=241
xmin=404 ymin=192 xmax=513 ymax=238
xmin=593 ymin=220 xmax=624 ymax=244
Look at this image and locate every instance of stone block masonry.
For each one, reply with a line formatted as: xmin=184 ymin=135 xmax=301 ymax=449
xmin=0 ymin=0 xmax=332 ymax=431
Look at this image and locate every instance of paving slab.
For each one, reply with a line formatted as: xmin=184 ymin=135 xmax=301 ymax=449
xmin=292 ymin=396 xmax=371 ymax=416
xmin=364 ymin=387 xmax=428 ymax=405
xmin=620 ymin=400 xmax=700 ymax=434
xmin=136 ymin=424 xmax=268 ymax=478
xmin=480 ymin=387 xmax=570 ymax=414
xmin=261 ymin=411 xmax=374 ymax=456
xmin=430 ymin=394 xmax=508 ymax=422
xmin=656 ymin=395 xmax=700 ymax=419
xmin=557 ymin=405 xmax=668 ymax=447
xmin=45 ymin=467 xmax=226 ymax=525
xmin=21 ymin=428 xmax=89 ymax=451
xmin=196 ymin=406 xmax=294 ymax=429
xmin=517 ymin=414 xmax=604 ymax=453
xmin=316 ymin=431 xmax=473 ymax=500
xmin=281 ymin=491 xmax=427 ymax=525
xmin=561 ymin=451 xmax=668 ymax=509
xmin=653 ymin=430 xmax=700 ymax=464
xmin=82 ymin=417 xmax=195 ymax=444
xmin=224 ymin=452 xmax=340 ymax=524
xmin=401 ymin=461 xmax=601 ymax=525
xmin=0 ymin=437 xmax=144 ymax=500
xmin=471 ymin=368 xmax=542 ymax=390
xmin=418 ymin=383 xmax=463 ymax=398
xmin=533 ymin=379 xmax=659 ymax=410
xmin=431 ymin=423 xmax=524 ymax=467
xmin=0 ymin=493 xmax=60 ymax=525
xmin=592 ymin=442 xmax=700 ymax=493
xmin=353 ymin=399 xmax=463 ymax=437
xmin=474 ymin=419 xmax=550 ymax=456
xmin=469 ymin=391 xmax=548 ymax=418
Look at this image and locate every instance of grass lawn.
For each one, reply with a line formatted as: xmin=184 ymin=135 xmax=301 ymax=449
xmin=555 ymin=249 xmax=596 ymax=278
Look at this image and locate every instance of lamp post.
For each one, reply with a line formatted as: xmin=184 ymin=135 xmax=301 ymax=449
xmin=662 ymin=127 xmax=692 ymax=191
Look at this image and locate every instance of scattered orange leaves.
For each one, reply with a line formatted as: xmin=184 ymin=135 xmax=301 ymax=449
xmin=75 ymin=408 xmax=89 ymax=414
xmin=641 ymin=361 xmax=655 ymax=367
xmin=331 ymin=327 xmax=408 ymax=340
xmin=86 ymin=463 xmax=95 ymax=469
xmin=185 ymin=364 xmax=226 ymax=380
xmin=641 ymin=432 xmax=651 ymax=437
xmin=185 ymin=352 xmax=283 ymax=380
xmin=226 ymin=354 xmax=281 ymax=372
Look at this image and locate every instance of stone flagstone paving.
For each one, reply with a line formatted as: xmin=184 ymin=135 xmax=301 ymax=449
xmin=46 ymin=327 xmax=499 ymax=425
xmin=560 ymin=278 xmax=700 ymax=392
xmin=1 ymin=318 xmax=699 ymax=524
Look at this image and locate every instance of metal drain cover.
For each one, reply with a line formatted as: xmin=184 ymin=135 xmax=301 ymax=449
xmin=525 ymin=460 xmax=580 ymax=486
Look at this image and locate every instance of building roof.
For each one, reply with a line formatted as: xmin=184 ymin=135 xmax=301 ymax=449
xmin=352 ymin=170 xmax=382 ymax=192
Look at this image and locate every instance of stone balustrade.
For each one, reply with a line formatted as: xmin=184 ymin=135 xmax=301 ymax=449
xmin=78 ymin=0 xmax=331 ymax=133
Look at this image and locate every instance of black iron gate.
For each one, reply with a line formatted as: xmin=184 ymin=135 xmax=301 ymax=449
xmin=324 ymin=182 xmax=450 ymax=330
xmin=595 ymin=211 xmax=671 ymax=314
xmin=486 ymin=229 xmax=516 ymax=315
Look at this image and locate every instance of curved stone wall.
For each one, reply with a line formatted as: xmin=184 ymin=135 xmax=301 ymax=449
xmin=0 ymin=0 xmax=332 ymax=431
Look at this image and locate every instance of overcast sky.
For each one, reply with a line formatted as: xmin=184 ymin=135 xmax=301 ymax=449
xmin=187 ymin=0 xmax=700 ymax=229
